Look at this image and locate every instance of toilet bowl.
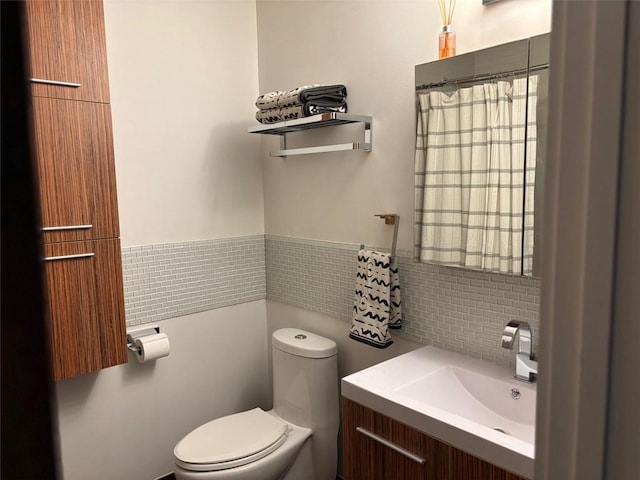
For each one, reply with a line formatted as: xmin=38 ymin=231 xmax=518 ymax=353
xmin=173 ymin=408 xmax=311 ymax=480
xmin=173 ymin=328 xmax=339 ymax=480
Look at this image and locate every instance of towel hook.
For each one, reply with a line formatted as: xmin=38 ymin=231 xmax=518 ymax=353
xmin=375 ymin=214 xmax=397 ymax=225
xmin=360 ymin=214 xmax=399 ymax=258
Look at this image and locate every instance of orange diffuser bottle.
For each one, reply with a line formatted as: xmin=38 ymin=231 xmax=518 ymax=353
xmin=439 ymin=25 xmax=456 ymax=59
xmin=437 ymin=0 xmax=457 ymax=59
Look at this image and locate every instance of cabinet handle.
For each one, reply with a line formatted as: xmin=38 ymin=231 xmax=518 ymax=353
xmin=42 ymin=224 xmax=93 ymax=232
xmin=44 ymin=253 xmax=95 ymax=262
xmin=356 ymin=426 xmax=426 ymax=465
xmin=30 ymin=78 xmax=81 ymax=88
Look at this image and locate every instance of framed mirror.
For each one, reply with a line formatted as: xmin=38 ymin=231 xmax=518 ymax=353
xmin=414 ymin=33 xmax=550 ymax=277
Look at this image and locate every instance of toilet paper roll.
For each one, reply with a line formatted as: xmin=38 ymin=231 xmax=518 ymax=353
xmin=134 ymin=333 xmax=170 ymax=363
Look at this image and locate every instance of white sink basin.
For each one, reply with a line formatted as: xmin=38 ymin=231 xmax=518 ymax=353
xmin=341 ymin=346 xmax=536 ymax=478
xmin=395 ymin=365 xmax=535 ymax=444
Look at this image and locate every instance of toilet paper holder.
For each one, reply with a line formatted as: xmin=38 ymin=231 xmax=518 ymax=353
xmin=126 ymin=325 xmax=160 ymax=353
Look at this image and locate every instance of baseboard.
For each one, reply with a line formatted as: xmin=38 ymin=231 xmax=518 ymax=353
xmin=154 ymin=473 xmax=175 ymax=480
xmin=157 ymin=470 xmax=338 ymax=480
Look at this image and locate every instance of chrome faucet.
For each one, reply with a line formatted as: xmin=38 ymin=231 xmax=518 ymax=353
xmin=501 ymin=320 xmax=538 ymax=382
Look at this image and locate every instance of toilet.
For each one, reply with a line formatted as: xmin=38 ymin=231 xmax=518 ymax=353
xmin=173 ymin=328 xmax=339 ymax=480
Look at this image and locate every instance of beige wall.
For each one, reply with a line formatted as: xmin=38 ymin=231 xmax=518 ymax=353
xmin=106 ymin=0 xmax=264 ymax=247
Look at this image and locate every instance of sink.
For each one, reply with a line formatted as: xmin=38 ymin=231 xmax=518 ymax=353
xmin=341 ymin=346 xmax=536 ymax=478
xmin=395 ymin=365 xmax=535 ymax=444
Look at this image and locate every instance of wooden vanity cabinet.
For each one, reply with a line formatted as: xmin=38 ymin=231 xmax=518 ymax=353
xmin=343 ymin=398 xmax=449 ymax=480
xmin=25 ymin=0 xmax=110 ymax=103
xmin=343 ymin=398 xmax=528 ymax=480
xmin=25 ymin=0 xmax=127 ymax=380
xmin=450 ymin=448 xmax=527 ymax=480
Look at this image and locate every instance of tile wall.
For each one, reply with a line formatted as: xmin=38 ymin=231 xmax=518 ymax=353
xmin=121 ymin=234 xmax=540 ymax=366
xmin=121 ymin=235 xmax=266 ymax=326
xmin=266 ymin=235 xmax=540 ymax=366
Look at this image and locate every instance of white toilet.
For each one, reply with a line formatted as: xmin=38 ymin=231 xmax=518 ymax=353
xmin=173 ymin=328 xmax=339 ymax=480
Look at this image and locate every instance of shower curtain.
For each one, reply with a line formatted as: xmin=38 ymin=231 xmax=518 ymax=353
xmin=414 ymin=77 xmax=537 ymax=275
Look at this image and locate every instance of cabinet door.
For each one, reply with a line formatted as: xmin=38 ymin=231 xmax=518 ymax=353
xmin=25 ymin=0 xmax=110 ymax=103
xmin=33 ymin=97 xmax=119 ymax=243
xmin=343 ymin=398 xmax=450 ymax=480
xmin=43 ymin=239 xmax=127 ymax=380
xmin=451 ymin=448 xmax=528 ymax=480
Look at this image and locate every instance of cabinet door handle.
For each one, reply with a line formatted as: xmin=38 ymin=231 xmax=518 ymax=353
xmin=356 ymin=426 xmax=426 ymax=465
xmin=44 ymin=253 xmax=95 ymax=262
xmin=30 ymin=78 xmax=81 ymax=88
xmin=42 ymin=224 xmax=93 ymax=232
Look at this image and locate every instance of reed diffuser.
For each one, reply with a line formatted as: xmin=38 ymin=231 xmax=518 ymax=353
xmin=438 ymin=0 xmax=457 ymax=59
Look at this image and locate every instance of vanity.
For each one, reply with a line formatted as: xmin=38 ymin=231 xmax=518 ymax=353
xmin=341 ymin=347 xmax=535 ymax=479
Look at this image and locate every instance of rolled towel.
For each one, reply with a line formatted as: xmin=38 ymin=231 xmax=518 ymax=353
xmin=303 ymin=102 xmax=347 ymax=116
xmin=255 ymin=90 xmax=283 ymax=110
xmin=298 ymin=84 xmax=347 ymax=104
xmin=255 ymin=84 xmax=347 ymax=110
xmin=277 ymin=84 xmax=347 ymax=108
xmin=255 ymin=103 xmax=348 ymax=124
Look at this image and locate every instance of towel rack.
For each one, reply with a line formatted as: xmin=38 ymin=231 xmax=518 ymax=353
xmin=360 ymin=214 xmax=400 ymax=258
xmin=247 ymin=112 xmax=372 ymax=157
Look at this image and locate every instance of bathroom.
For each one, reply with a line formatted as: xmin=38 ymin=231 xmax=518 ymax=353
xmin=2 ymin=0 xmax=638 ymax=479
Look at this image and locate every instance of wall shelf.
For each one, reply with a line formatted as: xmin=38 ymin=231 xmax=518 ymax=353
xmin=247 ymin=112 xmax=372 ymax=157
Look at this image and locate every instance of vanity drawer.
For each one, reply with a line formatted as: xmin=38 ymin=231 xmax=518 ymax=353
xmin=342 ymin=398 xmax=450 ymax=480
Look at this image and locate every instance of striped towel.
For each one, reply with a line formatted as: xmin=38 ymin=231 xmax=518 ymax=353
xmin=349 ymin=249 xmax=402 ymax=348
xmin=255 ymin=103 xmax=348 ymax=124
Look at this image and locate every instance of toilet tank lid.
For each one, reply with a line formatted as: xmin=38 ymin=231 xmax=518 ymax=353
xmin=272 ymin=328 xmax=337 ymax=358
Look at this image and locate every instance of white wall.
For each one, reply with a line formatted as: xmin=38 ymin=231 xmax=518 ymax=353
xmin=257 ymin=0 xmax=552 ymax=381
xmin=56 ymin=303 xmax=270 ymax=480
xmin=55 ymin=2 xmax=269 ymax=479
xmin=106 ymin=0 xmax=264 ymax=247
xmin=258 ymin=0 xmax=552 ymax=252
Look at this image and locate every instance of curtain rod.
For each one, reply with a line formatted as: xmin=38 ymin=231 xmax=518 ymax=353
xmin=416 ymin=63 xmax=549 ymax=91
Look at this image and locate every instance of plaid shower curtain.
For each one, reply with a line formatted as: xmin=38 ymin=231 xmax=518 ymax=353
xmin=414 ymin=77 xmax=537 ymax=275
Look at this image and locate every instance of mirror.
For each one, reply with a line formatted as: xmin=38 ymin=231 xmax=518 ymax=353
xmin=414 ymin=33 xmax=549 ymax=277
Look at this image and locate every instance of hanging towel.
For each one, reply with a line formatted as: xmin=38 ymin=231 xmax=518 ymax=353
xmin=389 ymin=256 xmax=402 ymax=329
xmin=349 ymin=249 xmax=402 ymax=348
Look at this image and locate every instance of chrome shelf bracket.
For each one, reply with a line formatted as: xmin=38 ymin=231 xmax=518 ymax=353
xmin=248 ymin=112 xmax=372 ymax=157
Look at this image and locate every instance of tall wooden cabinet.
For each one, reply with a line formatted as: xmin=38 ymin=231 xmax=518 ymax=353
xmin=25 ymin=0 xmax=110 ymax=103
xmin=25 ymin=0 xmax=128 ymax=380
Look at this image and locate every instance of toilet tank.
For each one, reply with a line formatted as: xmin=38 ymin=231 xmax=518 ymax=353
xmin=272 ymin=328 xmax=338 ymax=431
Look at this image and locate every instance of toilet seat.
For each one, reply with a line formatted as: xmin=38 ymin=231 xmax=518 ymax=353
xmin=174 ymin=408 xmax=291 ymax=473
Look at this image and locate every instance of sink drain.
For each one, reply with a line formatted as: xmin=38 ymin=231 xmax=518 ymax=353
xmin=493 ymin=427 xmax=509 ymax=435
